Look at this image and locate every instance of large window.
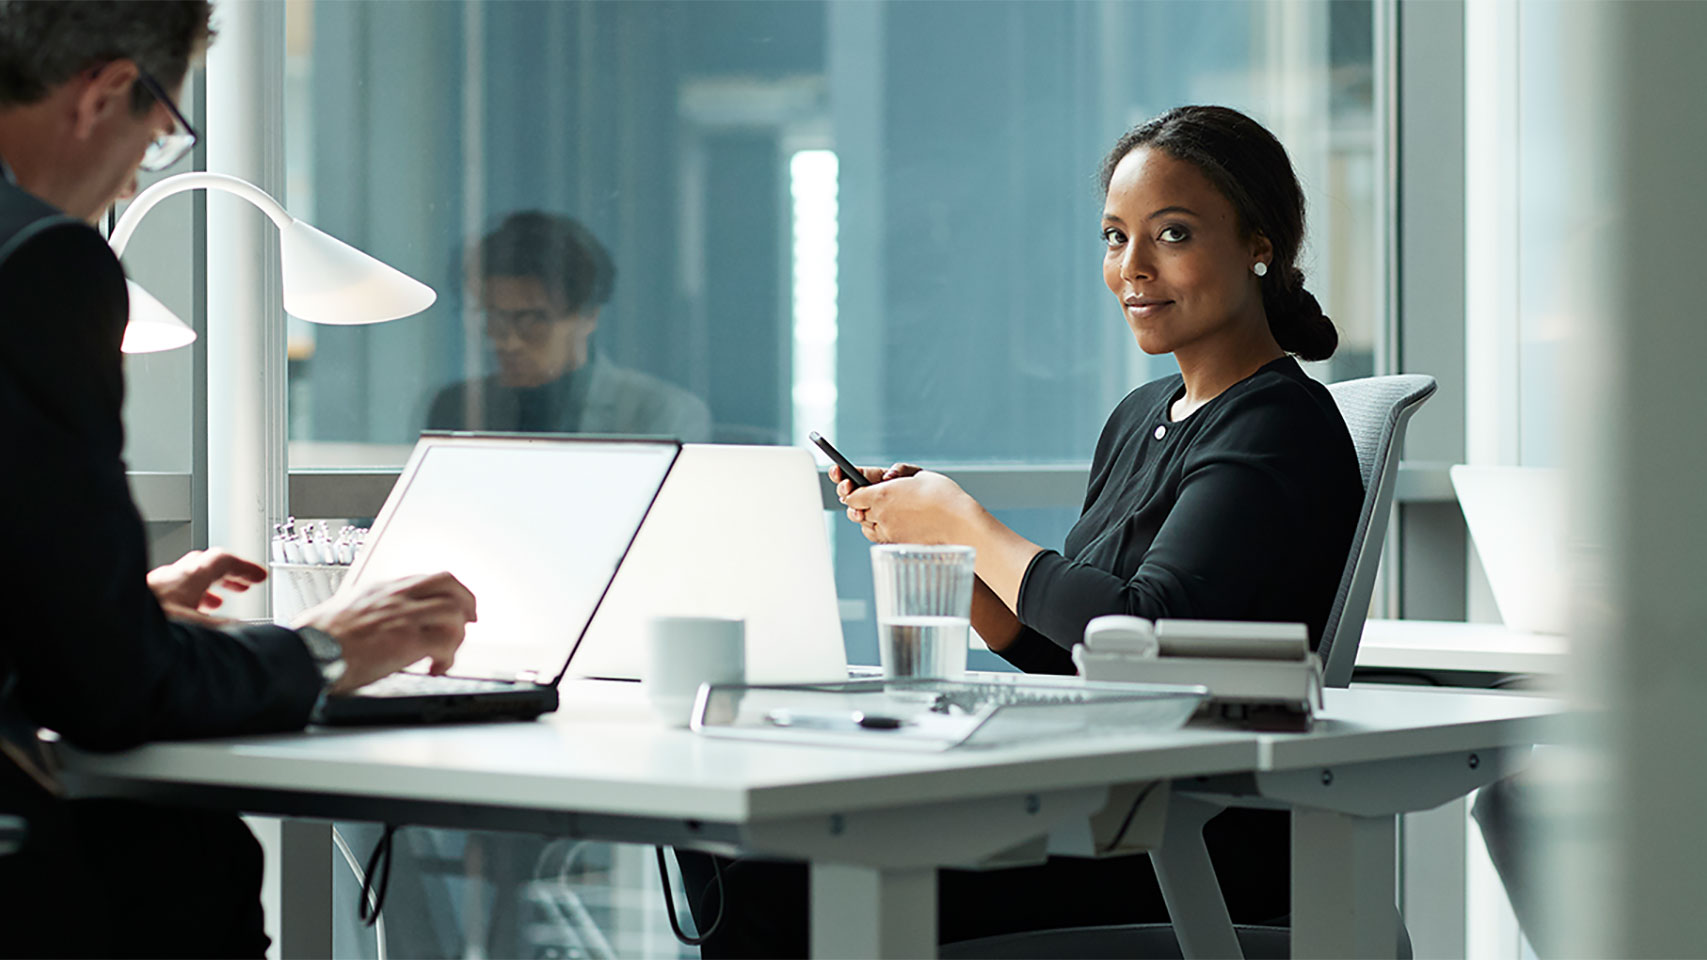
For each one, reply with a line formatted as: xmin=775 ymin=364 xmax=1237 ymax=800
xmin=281 ymin=0 xmax=1378 ymax=664
xmin=117 ymin=70 xmax=205 ymax=564
xmin=283 ymin=0 xmax=1376 ymax=466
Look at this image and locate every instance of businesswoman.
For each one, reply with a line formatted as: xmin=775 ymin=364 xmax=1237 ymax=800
xmin=682 ymin=105 xmax=1364 ymax=955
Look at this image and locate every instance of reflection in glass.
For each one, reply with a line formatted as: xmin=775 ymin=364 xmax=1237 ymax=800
xmin=422 ymin=212 xmax=712 ymax=440
xmin=284 ymin=0 xmax=1375 ymax=469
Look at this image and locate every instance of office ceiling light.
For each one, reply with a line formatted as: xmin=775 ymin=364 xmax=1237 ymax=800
xmin=109 ymin=171 xmax=435 ymax=351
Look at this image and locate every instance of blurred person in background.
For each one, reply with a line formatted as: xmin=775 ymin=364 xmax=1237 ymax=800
xmin=424 ymin=210 xmax=712 ymax=441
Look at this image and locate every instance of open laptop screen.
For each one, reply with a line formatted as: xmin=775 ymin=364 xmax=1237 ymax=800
xmin=573 ymin=444 xmax=849 ymax=684
xmin=343 ymin=435 xmax=679 ymax=682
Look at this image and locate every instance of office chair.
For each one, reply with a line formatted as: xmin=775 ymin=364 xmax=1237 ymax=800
xmin=1318 ymin=374 xmax=1437 ymax=687
xmin=944 ymin=374 xmax=1437 ymax=960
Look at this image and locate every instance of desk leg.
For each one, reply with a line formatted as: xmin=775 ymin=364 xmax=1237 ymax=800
xmin=810 ymin=861 xmax=937 ymax=959
xmin=1403 ymin=797 xmax=1470 ymax=958
xmin=1291 ymin=808 xmax=1398 ymax=959
xmin=1154 ymin=793 xmax=1243 ymax=959
xmin=278 ymin=820 xmax=334 ymax=960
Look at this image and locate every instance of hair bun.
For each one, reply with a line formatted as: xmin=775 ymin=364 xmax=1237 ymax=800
xmin=1263 ymin=269 xmax=1337 ymax=361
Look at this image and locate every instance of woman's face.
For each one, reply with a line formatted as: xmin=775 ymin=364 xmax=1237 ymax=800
xmin=1101 ymin=147 xmax=1270 ymax=357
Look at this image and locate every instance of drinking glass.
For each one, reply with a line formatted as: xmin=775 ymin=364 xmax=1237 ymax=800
xmin=870 ymin=544 xmax=975 ymax=679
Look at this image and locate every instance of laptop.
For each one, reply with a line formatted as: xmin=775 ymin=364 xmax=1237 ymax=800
xmin=313 ymin=433 xmax=680 ymax=725
xmin=571 ymin=443 xmax=851 ymax=684
xmin=1450 ymin=465 xmax=1568 ymax=635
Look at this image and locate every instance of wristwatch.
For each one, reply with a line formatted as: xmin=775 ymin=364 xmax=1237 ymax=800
xmin=296 ymin=625 xmax=348 ymax=689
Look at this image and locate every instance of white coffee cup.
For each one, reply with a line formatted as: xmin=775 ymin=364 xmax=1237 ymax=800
xmin=646 ymin=616 xmax=746 ymax=726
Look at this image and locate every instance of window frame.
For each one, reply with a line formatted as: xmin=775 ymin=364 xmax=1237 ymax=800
xmin=118 ymin=67 xmax=209 ymax=566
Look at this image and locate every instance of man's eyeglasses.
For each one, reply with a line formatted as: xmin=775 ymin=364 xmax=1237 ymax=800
xmin=483 ymin=309 xmax=560 ymax=343
xmin=134 ymin=69 xmax=198 ymax=171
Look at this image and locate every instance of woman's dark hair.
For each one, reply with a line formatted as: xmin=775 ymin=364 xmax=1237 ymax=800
xmin=1099 ymin=105 xmax=1337 ymax=361
xmin=476 ymin=210 xmax=616 ymax=316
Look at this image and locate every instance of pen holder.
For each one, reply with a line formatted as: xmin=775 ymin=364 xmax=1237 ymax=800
xmin=269 ymin=562 xmax=349 ymax=626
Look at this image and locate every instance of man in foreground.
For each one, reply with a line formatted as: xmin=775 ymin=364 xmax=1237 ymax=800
xmin=0 ymin=4 xmax=476 ymax=954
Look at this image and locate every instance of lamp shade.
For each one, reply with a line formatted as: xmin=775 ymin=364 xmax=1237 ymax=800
xmin=120 ymin=280 xmax=197 ymax=353
xmin=108 ymin=172 xmax=438 ymax=349
xmin=279 ymin=220 xmax=437 ymax=324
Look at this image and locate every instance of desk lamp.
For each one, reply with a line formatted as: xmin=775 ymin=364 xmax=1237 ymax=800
xmin=121 ymin=279 xmax=197 ymax=353
xmin=109 ymin=171 xmax=436 ymax=352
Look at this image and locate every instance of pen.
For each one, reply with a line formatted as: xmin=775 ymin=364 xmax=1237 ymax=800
xmin=764 ymin=708 xmax=905 ymax=731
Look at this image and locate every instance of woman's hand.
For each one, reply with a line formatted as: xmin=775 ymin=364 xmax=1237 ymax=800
xmin=147 ymin=548 xmax=267 ymax=615
xmin=829 ymin=462 xmax=1046 ymax=616
xmin=836 ymin=463 xmax=980 ymax=544
xmin=830 ymin=462 xmax=919 ymax=507
xmin=831 ymin=461 xmax=919 ymax=528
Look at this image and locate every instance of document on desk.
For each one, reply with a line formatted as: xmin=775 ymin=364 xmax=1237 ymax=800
xmin=690 ymin=678 xmax=1206 ymax=751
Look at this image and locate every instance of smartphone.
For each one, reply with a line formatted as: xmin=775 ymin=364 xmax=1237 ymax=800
xmin=809 ymin=431 xmax=871 ymax=488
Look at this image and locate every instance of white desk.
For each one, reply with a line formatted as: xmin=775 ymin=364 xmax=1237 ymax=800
xmin=1357 ymin=619 xmax=1568 ymax=677
xmin=58 ymin=680 xmax=1560 ymax=960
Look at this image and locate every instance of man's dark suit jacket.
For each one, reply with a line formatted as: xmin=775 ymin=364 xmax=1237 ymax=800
xmin=0 ymin=176 xmax=323 ymax=813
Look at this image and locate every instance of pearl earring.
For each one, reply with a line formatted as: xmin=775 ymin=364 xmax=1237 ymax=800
xmin=1253 ymin=262 xmax=1268 ymax=278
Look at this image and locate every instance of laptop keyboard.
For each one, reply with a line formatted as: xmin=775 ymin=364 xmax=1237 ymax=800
xmin=349 ymin=674 xmax=526 ymax=698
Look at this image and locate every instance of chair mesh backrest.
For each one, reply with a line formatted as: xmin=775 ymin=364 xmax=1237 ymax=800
xmin=1318 ymin=374 xmax=1437 ymax=687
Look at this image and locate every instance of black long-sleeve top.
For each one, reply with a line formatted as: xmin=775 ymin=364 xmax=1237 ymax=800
xmin=0 ymin=177 xmax=323 ymax=784
xmin=1002 ymin=356 xmax=1363 ymax=675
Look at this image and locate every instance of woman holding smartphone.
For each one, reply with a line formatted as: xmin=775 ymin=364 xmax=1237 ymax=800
xmin=684 ymin=105 xmax=1364 ymax=955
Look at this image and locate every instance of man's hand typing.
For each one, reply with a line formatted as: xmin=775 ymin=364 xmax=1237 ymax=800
xmin=293 ymin=571 xmax=478 ymax=694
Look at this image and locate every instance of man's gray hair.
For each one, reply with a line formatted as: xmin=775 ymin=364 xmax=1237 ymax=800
xmin=0 ymin=1 xmax=214 ymax=113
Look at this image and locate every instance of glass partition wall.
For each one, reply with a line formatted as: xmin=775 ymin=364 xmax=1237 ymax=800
xmin=280 ymin=3 xmax=1377 ymax=957
xmin=284 ymin=0 xmax=1378 ymax=667
xmin=285 ymin=0 xmax=1377 ymax=464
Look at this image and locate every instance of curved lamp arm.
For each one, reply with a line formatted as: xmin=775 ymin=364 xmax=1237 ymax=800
xmin=111 ymin=172 xmax=290 ymax=255
xmin=111 ymin=171 xmax=435 ymax=335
